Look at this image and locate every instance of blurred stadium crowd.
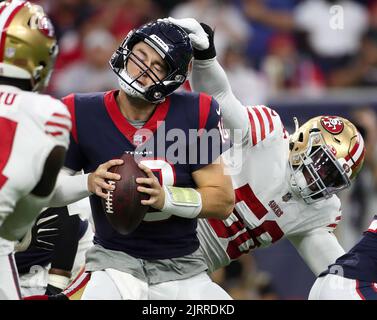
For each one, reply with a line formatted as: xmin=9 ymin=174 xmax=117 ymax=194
xmin=33 ymin=0 xmax=377 ymax=299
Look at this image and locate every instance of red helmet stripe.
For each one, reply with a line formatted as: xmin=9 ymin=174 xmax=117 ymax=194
xmin=345 ymin=133 xmax=365 ymax=169
xmin=351 ymin=144 xmax=365 ymax=170
xmin=0 ymin=1 xmax=26 ymax=62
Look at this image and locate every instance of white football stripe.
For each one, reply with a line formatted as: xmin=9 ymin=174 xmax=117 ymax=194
xmin=36 ymin=214 xmax=58 ymax=225
xmin=368 ymin=220 xmax=377 ymax=232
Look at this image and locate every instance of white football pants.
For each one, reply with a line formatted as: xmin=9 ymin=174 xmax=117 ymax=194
xmin=309 ymin=274 xmax=377 ymax=300
xmin=79 ymin=269 xmax=232 ymax=300
xmin=19 ymin=224 xmax=94 ymax=297
xmin=0 ymin=238 xmax=21 ymax=300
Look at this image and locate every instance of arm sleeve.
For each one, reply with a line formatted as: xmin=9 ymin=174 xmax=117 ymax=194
xmin=48 ymin=171 xmax=91 ymax=208
xmin=287 ymin=228 xmax=345 ymax=276
xmin=191 ymin=58 xmax=249 ymax=141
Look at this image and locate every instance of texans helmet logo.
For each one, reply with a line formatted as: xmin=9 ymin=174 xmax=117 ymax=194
xmin=320 ymin=116 xmax=344 ymax=134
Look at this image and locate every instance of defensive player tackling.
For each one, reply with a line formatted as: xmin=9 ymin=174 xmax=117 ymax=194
xmin=167 ymin=17 xmax=366 ymax=276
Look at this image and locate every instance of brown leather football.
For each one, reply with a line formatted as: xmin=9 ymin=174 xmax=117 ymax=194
xmin=101 ymin=153 xmax=150 ymax=235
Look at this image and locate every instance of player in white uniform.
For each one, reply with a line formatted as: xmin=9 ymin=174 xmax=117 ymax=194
xmin=0 ymin=1 xmax=71 ymax=300
xmin=168 ymin=18 xmax=366 ymax=276
xmin=0 ymin=1 xmax=120 ymax=300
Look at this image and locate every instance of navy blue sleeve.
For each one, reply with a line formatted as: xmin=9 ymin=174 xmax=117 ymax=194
xmin=190 ymin=93 xmax=231 ymax=172
xmin=64 ymin=135 xmax=86 ymax=172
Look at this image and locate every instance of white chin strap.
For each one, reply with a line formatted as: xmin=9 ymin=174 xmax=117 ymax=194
xmin=118 ymin=69 xmax=147 ymax=100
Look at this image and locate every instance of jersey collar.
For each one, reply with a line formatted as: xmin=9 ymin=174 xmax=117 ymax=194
xmin=104 ymin=90 xmax=170 ymax=146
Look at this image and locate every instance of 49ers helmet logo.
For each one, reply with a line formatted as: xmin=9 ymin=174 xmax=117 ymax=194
xmin=320 ymin=116 xmax=344 ymax=134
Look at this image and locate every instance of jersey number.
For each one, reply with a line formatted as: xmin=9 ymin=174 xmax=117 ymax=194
xmin=209 ymin=183 xmax=284 ymax=260
xmin=140 ymin=159 xmax=176 ymax=222
xmin=0 ymin=117 xmax=17 ymax=190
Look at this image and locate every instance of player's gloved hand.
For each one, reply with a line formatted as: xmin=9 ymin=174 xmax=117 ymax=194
xmin=165 ymin=17 xmax=216 ymax=60
xmin=164 ymin=17 xmax=209 ymax=50
xmin=29 ymin=208 xmax=59 ymax=251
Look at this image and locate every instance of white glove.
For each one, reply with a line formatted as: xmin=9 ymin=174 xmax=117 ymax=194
xmin=161 ymin=17 xmax=209 ymax=50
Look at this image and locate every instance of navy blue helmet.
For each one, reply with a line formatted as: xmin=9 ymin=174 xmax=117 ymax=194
xmin=110 ymin=20 xmax=193 ymax=103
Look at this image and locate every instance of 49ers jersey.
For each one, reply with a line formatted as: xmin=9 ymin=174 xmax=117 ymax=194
xmin=0 ymin=85 xmax=71 ymax=238
xmin=197 ymin=105 xmax=342 ymax=272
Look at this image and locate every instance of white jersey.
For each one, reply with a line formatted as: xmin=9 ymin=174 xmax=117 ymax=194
xmin=198 ymin=105 xmax=342 ymax=272
xmin=0 ymin=85 xmax=71 ymax=237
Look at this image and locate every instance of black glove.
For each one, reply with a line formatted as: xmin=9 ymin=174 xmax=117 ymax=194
xmin=30 ymin=208 xmax=60 ymax=251
xmin=193 ymin=23 xmax=216 ymax=60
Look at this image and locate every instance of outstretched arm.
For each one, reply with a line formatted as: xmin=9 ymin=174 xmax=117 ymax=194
xmin=191 ymin=58 xmax=249 ymax=139
xmin=48 ymin=159 xmax=123 ymax=207
xmin=288 ymin=228 xmax=345 ymax=276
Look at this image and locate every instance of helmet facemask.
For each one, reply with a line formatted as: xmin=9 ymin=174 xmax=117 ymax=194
xmin=111 ymin=39 xmax=175 ymax=102
xmin=110 ymin=21 xmax=192 ymax=103
xmin=289 ymin=129 xmax=351 ymax=204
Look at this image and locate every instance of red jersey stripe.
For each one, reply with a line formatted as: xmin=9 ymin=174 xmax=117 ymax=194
xmin=45 ymin=131 xmax=63 ymax=137
xmin=198 ymin=93 xmax=212 ymax=133
xmin=261 ymin=106 xmax=274 ymax=134
xmin=247 ymin=110 xmax=257 ymax=145
xmin=52 ymin=113 xmax=71 ymax=121
xmin=252 ymin=106 xmax=266 ymax=140
xmin=45 ymin=121 xmax=71 ymax=131
xmin=235 ymin=184 xmax=268 ymax=220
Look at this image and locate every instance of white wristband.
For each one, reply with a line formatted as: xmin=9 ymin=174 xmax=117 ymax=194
xmin=47 ymin=273 xmax=70 ymax=290
xmin=162 ymin=185 xmax=202 ymax=219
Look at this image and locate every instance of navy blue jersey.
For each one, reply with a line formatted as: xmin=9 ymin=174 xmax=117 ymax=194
xmin=320 ymin=215 xmax=377 ymax=282
xmin=62 ymin=90 xmax=229 ymax=260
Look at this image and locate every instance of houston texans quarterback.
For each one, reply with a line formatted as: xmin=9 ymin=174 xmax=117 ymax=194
xmin=309 ymin=215 xmax=377 ymax=300
xmin=168 ymin=18 xmax=365 ymax=277
xmin=47 ymin=19 xmax=234 ymax=300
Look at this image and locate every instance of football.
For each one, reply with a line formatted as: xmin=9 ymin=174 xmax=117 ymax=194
xmin=102 ymin=153 xmax=150 ymax=235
